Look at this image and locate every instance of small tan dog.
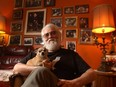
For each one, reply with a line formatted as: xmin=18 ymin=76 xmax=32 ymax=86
xmin=26 ymin=47 xmax=60 ymax=69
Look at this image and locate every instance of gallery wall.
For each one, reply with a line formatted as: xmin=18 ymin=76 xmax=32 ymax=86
xmin=0 ymin=0 xmax=116 ymax=69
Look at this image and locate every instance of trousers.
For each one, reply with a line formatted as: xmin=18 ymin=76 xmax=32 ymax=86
xmin=21 ymin=67 xmax=59 ymax=87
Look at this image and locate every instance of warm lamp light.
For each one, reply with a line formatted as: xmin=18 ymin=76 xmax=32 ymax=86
xmin=0 ymin=14 xmax=6 ymax=34
xmin=92 ymin=4 xmax=115 ymax=34
xmin=92 ymin=4 xmax=116 ymax=72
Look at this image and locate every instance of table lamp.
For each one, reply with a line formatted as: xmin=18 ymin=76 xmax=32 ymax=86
xmin=92 ymin=4 xmax=116 ymax=72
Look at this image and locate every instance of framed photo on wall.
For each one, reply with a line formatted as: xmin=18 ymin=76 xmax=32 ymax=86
xmin=52 ymin=8 xmax=62 ymax=16
xmin=51 ymin=17 xmax=62 ymax=28
xmin=79 ymin=29 xmax=93 ymax=44
xmin=11 ymin=21 xmax=23 ymax=32
xmin=24 ymin=37 xmax=33 ymax=46
xmin=44 ymin=0 xmax=55 ymax=7
xmin=24 ymin=9 xmax=46 ymax=35
xmin=65 ymin=17 xmax=77 ymax=27
xmin=66 ymin=41 xmax=76 ymax=51
xmin=79 ymin=17 xmax=89 ymax=28
xmin=12 ymin=9 xmax=23 ymax=20
xmin=75 ymin=4 xmax=89 ymax=14
xmin=9 ymin=35 xmax=21 ymax=45
xmin=25 ymin=0 xmax=42 ymax=8
xmin=65 ymin=29 xmax=77 ymax=38
xmin=14 ymin=0 xmax=24 ymax=9
xmin=64 ymin=6 xmax=74 ymax=14
xmin=34 ymin=36 xmax=43 ymax=45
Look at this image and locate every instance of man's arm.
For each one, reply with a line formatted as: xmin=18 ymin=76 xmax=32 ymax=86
xmin=13 ymin=63 xmax=38 ymax=76
xmin=58 ymin=68 xmax=96 ymax=87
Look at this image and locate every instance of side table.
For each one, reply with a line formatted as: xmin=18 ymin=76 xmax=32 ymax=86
xmin=94 ymin=70 xmax=116 ymax=87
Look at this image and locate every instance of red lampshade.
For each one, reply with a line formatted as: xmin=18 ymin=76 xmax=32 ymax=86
xmin=0 ymin=14 xmax=6 ymax=34
xmin=92 ymin=4 xmax=115 ymax=34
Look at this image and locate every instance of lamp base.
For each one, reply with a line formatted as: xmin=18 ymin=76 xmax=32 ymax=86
xmin=98 ymin=54 xmax=116 ymax=72
xmin=97 ymin=61 xmax=113 ymax=72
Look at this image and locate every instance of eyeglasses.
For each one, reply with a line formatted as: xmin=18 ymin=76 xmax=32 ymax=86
xmin=42 ymin=31 xmax=57 ymax=38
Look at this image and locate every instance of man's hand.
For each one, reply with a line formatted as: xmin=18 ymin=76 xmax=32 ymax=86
xmin=57 ymin=79 xmax=83 ymax=87
xmin=42 ymin=59 xmax=53 ymax=69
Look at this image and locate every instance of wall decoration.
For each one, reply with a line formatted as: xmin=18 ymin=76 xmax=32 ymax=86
xmin=24 ymin=9 xmax=46 ymax=35
xmin=14 ymin=0 xmax=23 ymax=9
xmin=24 ymin=37 xmax=33 ymax=46
xmin=66 ymin=41 xmax=76 ymax=51
xmin=9 ymin=35 xmax=21 ymax=45
xmin=12 ymin=9 xmax=23 ymax=20
xmin=34 ymin=36 xmax=43 ymax=45
xmin=64 ymin=6 xmax=74 ymax=14
xmin=75 ymin=4 xmax=89 ymax=14
xmin=65 ymin=17 xmax=77 ymax=27
xmin=51 ymin=17 xmax=62 ymax=28
xmin=79 ymin=17 xmax=88 ymax=28
xmin=11 ymin=21 xmax=23 ymax=32
xmin=79 ymin=29 xmax=93 ymax=44
xmin=25 ymin=0 xmax=42 ymax=8
xmin=65 ymin=29 xmax=77 ymax=38
xmin=44 ymin=0 xmax=55 ymax=7
xmin=52 ymin=8 xmax=62 ymax=16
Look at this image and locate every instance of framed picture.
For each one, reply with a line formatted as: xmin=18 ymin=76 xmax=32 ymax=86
xmin=79 ymin=29 xmax=93 ymax=44
xmin=24 ymin=9 xmax=46 ymax=35
xmin=65 ymin=29 xmax=77 ymax=38
xmin=25 ymin=0 xmax=42 ymax=8
xmin=66 ymin=41 xmax=76 ymax=51
xmin=14 ymin=0 xmax=24 ymax=9
xmin=11 ymin=21 xmax=23 ymax=32
xmin=12 ymin=9 xmax=23 ymax=20
xmin=34 ymin=36 xmax=43 ymax=45
xmin=0 ymin=36 xmax=4 ymax=46
xmin=65 ymin=17 xmax=77 ymax=27
xmin=79 ymin=17 xmax=89 ymax=28
xmin=44 ymin=0 xmax=55 ymax=7
xmin=52 ymin=8 xmax=62 ymax=16
xmin=64 ymin=6 xmax=74 ymax=14
xmin=75 ymin=4 xmax=89 ymax=14
xmin=9 ymin=35 xmax=21 ymax=45
xmin=51 ymin=17 xmax=62 ymax=28
xmin=24 ymin=37 xmax=33 ymax=46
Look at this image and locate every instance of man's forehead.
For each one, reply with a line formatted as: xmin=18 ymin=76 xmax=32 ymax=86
xmin=43 ymin=28 xmax=56 ymax=34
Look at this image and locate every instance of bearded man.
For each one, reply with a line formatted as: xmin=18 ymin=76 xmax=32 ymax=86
xmin=13 ymin=23 xmax=96 ymax=87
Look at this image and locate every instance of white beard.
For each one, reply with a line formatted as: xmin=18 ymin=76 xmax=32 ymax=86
xmin=44 ymin=40 xmax=60 ymax=52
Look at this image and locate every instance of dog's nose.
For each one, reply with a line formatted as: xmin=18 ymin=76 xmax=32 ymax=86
xmin=41 ymin=52 xmax=45 ymax=56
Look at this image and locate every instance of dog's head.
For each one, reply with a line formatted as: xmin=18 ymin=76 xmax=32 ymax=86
xmin=36 ymin=47 xmax=48 ymax=60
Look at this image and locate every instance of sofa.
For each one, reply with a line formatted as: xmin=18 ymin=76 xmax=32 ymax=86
xmin=0 ymin=45 xmax=33 ymax=87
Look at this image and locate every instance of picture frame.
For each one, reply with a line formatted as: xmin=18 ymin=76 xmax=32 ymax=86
xmin=11 ymin=21 xmax=23 ymax=32
xmin=65 ymin=29 xmax=77 ymax=38
xmin=66 ymin=41 xmax=76 ymax=51
xmin=34 ymin=36 xmax=43 ymax=45
xmin=25 ymin=0 xmax=42 ymax=8
xmin=75 ymin=4 xmax=89 ymax=14
xmin=65 ymin=16 xmax=77 ymax=27
xmin=24 ymin=37 xmax=33 ymax=46
xmin=12 ymin=9 xmax=23 ymax=20
xmin=9 ymin=35 xmax=21 ymax=45
xmin=14 ymin=0 xmax=24 ymax=9
xmin=64 ymin=6 xmax=74 ymax=14
xmin=52 ymin=8 xmax=62 ymax=16
xmin=79 ymin=17 xmax=89 ymax=28
xmin=79 ymin=29 xmax=93 ymax=44
xmin=51 ymin=17 xmax=62 ymax=28
xmin=44 ymin=0 xmax=55 ymax=7
xmin=24 ymin=9 xmax=46 ymax=35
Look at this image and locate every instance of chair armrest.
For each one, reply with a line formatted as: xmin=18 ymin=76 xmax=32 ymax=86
xmin=9 ymin=74 xmax=27 ymax=87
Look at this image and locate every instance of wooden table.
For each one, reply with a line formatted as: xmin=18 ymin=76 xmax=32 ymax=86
xmin=94 ymin=70 xmax=116 ymax=87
